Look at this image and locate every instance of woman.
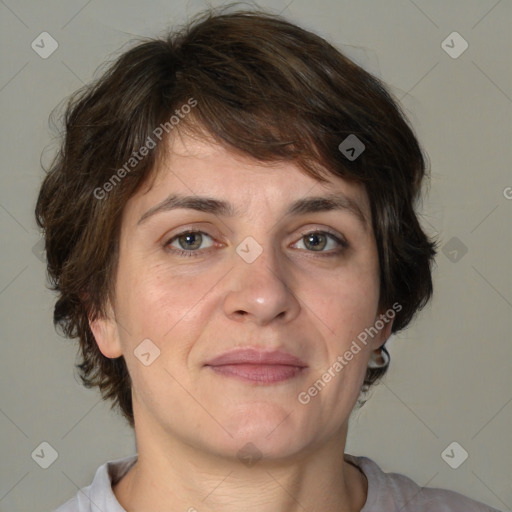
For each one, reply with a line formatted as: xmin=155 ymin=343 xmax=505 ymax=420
xmin=36 ymin=8 xmax=500 ymax=512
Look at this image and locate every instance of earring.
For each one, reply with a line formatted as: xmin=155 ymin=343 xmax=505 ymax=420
xmin=368 ymin=345 xmax=390 ymax=369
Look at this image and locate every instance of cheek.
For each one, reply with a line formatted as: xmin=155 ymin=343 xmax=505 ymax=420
xmin=115 ymin=259 xmax=221 ymax=348
xmin=113 ymin=265 xmax=216 ymax=398
xmin=309 ymin=271 xmax=379 ymax=406
xmin=307 ymin=260 xmax=380 ymax=337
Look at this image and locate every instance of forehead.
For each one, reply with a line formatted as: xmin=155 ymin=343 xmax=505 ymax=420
xmin=128 ymin=132 xmax=372 ymax=227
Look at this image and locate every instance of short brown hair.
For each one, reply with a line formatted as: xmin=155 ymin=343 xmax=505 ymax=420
xmin=35 ymin=8 xmax=437 ymax=428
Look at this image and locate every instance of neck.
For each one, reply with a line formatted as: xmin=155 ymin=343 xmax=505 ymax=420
xmin=113 ymin=416 xmax=367 ymax=512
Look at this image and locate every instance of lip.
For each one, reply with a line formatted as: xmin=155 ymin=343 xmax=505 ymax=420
xmin=204 ymin=348 xmax=308 ymax=384
xmin=204 ymin=348 xmax=307 ymax=367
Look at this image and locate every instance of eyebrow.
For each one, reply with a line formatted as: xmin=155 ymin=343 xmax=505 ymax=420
xmin=137 ymin=192 xmax=368 ymax=230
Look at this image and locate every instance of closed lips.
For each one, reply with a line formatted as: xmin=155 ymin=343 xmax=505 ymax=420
xmin=204 ymin=348 xmax=308 ymax=384
xmin=205 ymin=348 xmax=307 ymax=367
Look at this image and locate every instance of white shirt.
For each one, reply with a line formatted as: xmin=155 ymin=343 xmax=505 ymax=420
xmin=54 ymin=453 xmax=501 ymax=511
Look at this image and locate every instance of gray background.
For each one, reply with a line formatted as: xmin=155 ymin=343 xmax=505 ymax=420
xmin=0 ymin=0 xmax=511 ymax=510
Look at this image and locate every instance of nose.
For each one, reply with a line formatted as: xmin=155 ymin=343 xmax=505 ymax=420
xmin=223 ymin=241 xmax=301 ymax=326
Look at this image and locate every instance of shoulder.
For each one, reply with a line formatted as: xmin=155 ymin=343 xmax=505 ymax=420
xmin=345 ymin=454 xmax=502 ymax=512
xmin=52 ymin=454 xmax=138 ymax=512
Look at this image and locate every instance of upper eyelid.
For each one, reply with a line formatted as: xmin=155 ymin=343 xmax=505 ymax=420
xmin=296 ymin=228 xmax=346 ymax=242
xmin=165 ymin=229 xmax=215 ymax=246
xmin=292 ymin=230 xmax=347 ymax=250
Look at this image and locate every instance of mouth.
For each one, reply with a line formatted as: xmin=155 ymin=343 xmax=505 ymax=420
xmin=204 ymin=348 xmax=308 ymax=384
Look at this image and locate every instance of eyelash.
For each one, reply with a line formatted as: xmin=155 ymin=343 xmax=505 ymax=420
xmin=163 ymin=229 xmax=348 ymax=258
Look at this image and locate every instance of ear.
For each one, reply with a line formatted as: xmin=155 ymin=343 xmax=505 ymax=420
xmin=370 ymin=306 xmax=395 ymax=351
xmin=88 ymin=299 xmax=123 ymax=359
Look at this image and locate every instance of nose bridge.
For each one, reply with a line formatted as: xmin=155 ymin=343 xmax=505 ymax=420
xmin=235 ymin=234 xmax=285 ymax=293
xmin=243 ymin=236 xmax=284 ymax=280
xmin=223 ymin=233 xmax=300 ymax=323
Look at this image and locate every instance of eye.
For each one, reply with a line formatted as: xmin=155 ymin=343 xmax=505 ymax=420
xmin=165 ymin=230 xmax=214 ymax=257
xmin=292 ymin=230 xmax=347 ymax=254
xmin=163 ymin=228 xmax=346 ymax=258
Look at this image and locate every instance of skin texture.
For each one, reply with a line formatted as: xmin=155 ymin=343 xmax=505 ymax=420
xmin=90 ymin=131 xmax=393 ymax=512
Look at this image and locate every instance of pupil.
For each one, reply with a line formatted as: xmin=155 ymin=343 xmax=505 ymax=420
xmin=180 ymin=233 xmax=201 ymax=250
xmin=307 ymin=233 xmax=325 ymax=251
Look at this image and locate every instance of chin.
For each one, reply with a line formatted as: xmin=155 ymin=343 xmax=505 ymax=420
xmin=206 ymin=402 xmax=311 ymax=459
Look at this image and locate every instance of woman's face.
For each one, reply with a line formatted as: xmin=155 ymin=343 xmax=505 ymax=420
xmin=92 ymin=132 xmax=392 ymax=461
